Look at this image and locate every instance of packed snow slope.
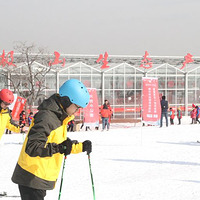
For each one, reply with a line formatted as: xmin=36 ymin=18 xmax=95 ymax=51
xmin=0 ymin=117 xmax=200 ymax=200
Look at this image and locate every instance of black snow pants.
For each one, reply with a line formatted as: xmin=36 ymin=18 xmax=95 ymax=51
xmin=18 ymin=185 xmax=46 ymax=200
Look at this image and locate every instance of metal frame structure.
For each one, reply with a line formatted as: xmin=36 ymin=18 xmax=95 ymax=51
xmin=1 ymin=54 xmax=200 ymax=118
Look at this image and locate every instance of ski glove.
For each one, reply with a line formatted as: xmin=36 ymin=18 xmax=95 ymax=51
xmin=58 ymin=138 xmax=72 ymax=155
xmin=82 ymin=140 xmax=92 ymax=155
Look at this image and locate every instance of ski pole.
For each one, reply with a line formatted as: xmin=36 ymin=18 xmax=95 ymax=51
xmin=88 ymin=153 xmax=96 ymax=200
xmin=58 ymin=155 xmax=67 ymax=200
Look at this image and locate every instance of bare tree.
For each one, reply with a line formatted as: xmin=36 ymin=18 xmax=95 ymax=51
xmin=0 ymin=42 xmax=53 ymax=111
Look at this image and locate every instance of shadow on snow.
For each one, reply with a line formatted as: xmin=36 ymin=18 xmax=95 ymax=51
xmin=109 ymin=159 xmax=200 ymax=166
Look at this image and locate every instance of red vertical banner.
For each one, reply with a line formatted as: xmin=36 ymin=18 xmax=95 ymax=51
xmin=83 ymin=88 xmax=99 ymax=127
xmin=142 ymin=77 xmax=161 ymax=125
xmin=12 ymin=96 xmax=27 ymax=121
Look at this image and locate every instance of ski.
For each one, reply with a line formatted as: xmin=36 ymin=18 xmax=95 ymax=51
xmin=0 ymin=192 xmax=7 ymax=197
xmin=0 ymin=192 xmax=20 ymax=198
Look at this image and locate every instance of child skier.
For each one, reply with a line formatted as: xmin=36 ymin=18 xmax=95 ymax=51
xmin=0 ymin=89 xmax=20 ymax=140
xmin=177 ymin=106 xmax=182 ymax=125
xmin=169 ymin=108 xmax=175 ymax=125
xmin=12 ymin=79 xmax=92 ymax=200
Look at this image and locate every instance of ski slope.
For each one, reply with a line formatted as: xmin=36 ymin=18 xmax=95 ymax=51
xmin=0 ymin=116 xmax=200 ymax=200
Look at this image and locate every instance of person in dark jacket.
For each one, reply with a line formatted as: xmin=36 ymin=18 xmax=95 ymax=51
xmin=12 ymin=79 xmax=92 ymax=200
xmin=28 ymin=112 xmax=33 ymax=126
xmin=19 ymin=110 xmax=26 ymax=133
xmin=160 ymin=95 xmax=169 ymax=127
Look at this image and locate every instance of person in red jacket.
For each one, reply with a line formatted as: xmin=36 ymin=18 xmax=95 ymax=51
xmin=100 ymin=100 xmax=112 ymax=131
xmin=190 ymin=104 xmax=197 ymax=124
xmin=67 ymin=119 xmax=75 ymax=132
xmin=169 ymin=108 xmax=175 ymax=125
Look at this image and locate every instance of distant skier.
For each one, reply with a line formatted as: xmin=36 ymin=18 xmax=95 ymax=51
xmin=19 ymin=110 xmax=26 ymax=133
xmin=195 ymin=106 xmax=200 ymax=124
xmin=169 ymin=108 xmax=175 ymax=125
xmin=177 ymin=106 xmax=182 ymax=125
xmin=28 ymin=112 xmax=34 ymax=126
xmin=100 ymin=99 xmax=112 ymax=131
xmin=12 ymin=79 xmax=92 ymax=200
xmin=190 ymin=104 xmax=196 ymax=124
xmin=160 ymin=95 xmax=169 ymax=127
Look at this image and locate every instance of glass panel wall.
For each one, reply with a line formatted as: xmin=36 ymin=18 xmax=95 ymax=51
xmin=4 ymin=59 xmax=200 ymax=119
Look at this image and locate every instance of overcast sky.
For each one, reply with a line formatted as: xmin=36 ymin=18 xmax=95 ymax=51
xmin=0 ymin=0 xmax=200 ymax=56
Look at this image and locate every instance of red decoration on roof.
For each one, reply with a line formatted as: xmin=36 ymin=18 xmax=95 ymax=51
xmin=49 ymin=51 xmax=65 ymax=67
xmin=180 ymin=53 xmax=194 ymax=70
xmin=140 ymin=51 xmax=152 ymax=69
xmin=96 ymin=52 xmax=109 ymax=69
xmin=0 ymin=50 xmax=16 ymax=67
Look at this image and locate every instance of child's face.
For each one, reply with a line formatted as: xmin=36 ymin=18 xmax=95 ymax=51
xmin=0 ymin=101 xmax=10 ymax=109
xmin=65 ymin=104 xmax=81 ymax=116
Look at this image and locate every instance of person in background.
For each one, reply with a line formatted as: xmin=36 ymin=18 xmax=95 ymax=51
xmin=80 ymin=117 xmax=91 ymax=131
xmin=19 ymin=110 xmax=26 ymax=133
xmin=67 ymin=119 xmax=75 ymax=132
xmin=160 ymin=95 xmax=169 ymax=128
xmin=6 ymin=110 xmax=12 ymax=134
xmin=195 ymin=105 xmax=200 ymax=124
xmin=169 ymin=108 xmax=174 ymax=125
xmin=177 ymin=106 xmax=182 ymax=125
xmin=28 ymin=112 xmax=34 ymax=126
xmin=190 ymin=104 xmax=196 ymax=124
xmin=100 ymin=99 xmax=112 ymax=131
xmin=107 ymin=101 xmax=113 ymax=129
xmin=12 ymin=79 xmax=92 ymax=200
xmin=0 ymin=89 xmax=20 ymax=140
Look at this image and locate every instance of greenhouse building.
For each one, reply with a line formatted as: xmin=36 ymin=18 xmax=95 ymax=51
xmin=1 ymin=54 xmax=200 ymax=119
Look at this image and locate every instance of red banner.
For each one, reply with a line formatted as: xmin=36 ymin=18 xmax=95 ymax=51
xmin=142 ymin=77 xmax=161 ymax=125
xmin=12 ymin=96 xmax=27 ymax=121
xmin=83 ymin=88 xmax=99 ymax=127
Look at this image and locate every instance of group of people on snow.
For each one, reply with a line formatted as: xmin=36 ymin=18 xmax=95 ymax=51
xmin=160 ymin=95 xmax=183 ymax=127
xmin=190 ymin=104 xmax=200 ymax=124
xmin=160 ymin=95 xmax=200 ymax=127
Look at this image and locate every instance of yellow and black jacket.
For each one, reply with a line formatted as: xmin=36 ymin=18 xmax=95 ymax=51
xmin=0 ymin=107 xmax=20 ymax=140
xmin=12 ymin=94 xmax=83 ymax=190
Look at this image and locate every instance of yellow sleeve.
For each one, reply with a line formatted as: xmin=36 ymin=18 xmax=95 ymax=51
xmin=6 ymin=120 xmax=20 ymax=133
xmin=71 ymin=143 xmax=83 ymax=154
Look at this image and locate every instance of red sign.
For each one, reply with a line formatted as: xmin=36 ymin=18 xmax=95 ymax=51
xmin=180 ymin=53 xmax=194 ymax=70
xmin=96 ymin=52 xmax=109 ymax=69
xmin=140 ymin=51 xmax=152 ymax=69
xmin=49 ymin=51 xmax=65 ymax=66
xmin=0 ymin=50 xmax=16 ymax=67
xmin=12 ymin=96 xmax=27 ymax=121
xmin=142 ymin=77 xmax=161 ymax=125
xmin=83 ymin=88 xmax=99 ymax=127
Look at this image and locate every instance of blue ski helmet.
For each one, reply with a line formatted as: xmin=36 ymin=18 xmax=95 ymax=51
xmin=59 ymin=79 xmax=90 ymax=108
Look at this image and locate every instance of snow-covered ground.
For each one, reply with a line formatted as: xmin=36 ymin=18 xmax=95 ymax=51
xmin=0 ymin=116 xmax=200 ymax=200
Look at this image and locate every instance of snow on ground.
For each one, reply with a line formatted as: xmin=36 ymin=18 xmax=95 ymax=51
xmin=0 ymin=116 xmax=200 ymax=200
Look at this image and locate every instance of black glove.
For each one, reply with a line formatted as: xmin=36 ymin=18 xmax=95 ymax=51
xmin=58 ymin=138 xmax=72 ymax=155
xmin=82 ymin=140 xmax=92 ymax=155
xmin=72 ymin=140 xmax=79 ymax=144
